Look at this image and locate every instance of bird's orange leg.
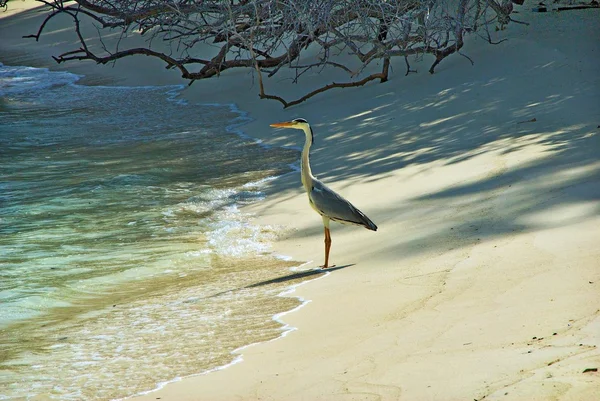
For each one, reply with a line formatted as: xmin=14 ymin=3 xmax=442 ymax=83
xmin=322 ymin=226 xmax=332 ymax=269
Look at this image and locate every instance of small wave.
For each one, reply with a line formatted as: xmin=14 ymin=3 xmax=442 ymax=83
xmin=0 ymin=64 xmax=304 ymax=401
xmin=0 ymin=62 xmax=81 ymax=96
xmin=242 ymin=175 xmax=279 ymax=188
xmin=206 ymin=205 xmax=276 ymax=257
xmin=118 ymin=261 xmax=327 ymax=401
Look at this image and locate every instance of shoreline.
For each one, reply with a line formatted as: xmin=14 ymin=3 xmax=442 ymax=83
xmin=0 ymin=59 xmax=326 ymax=401
xmin=2 ymin=3 xmax=599 ymax=401
xmin=119 ymin=268 xmax=317 ymax=401
xmin=1 ymin=59 xmax=327 ymax=398
xmin=0 ymin=57 xmax=337 ymax=399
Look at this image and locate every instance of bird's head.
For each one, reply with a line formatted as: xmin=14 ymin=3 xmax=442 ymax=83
xmin=270 ymin=118 xmax=314 ymax=144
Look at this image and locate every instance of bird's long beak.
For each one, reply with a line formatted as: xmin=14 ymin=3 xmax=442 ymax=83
xmin=270 ymin=121 xmax=296 ymax=128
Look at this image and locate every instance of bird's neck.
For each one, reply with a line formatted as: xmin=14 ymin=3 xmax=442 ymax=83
xmin=300 ymin=126 xmax=314 ymax=192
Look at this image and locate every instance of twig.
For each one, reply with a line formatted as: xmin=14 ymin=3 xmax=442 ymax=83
xmin=404 ymin=55 xmax=417 ymax=76
xmin=517 ymin=117 xmax=537 ymax=124
xmin=261 ymin=72 xmax=387 ymax=108
xmin=258 ymin=58 xmax=389 ymax=108
xmin=458 ymin=51 xmax=475 ymax=66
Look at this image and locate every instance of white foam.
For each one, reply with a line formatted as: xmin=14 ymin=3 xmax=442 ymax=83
xmin=206 ymin=218 xmax=275 ymax=257
xmin=273 ymin=254 xmax=294 ymax=261
xmin=242 ymin=175 xmax=279 ymax=188
xmin=0 ymin=63 xmax=81 ymax=96
xmin=3 ymin=64 xmax=310 ymax=401
xmin=116 ymin=262 xmax=330 ymax=401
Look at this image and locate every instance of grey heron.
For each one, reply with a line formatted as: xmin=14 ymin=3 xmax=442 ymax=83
xmin=270 ymin=118 xmax=377 ymax=268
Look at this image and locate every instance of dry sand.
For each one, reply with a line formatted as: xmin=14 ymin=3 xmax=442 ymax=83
xmin=1 ymin=3 xmax=599 ymax=400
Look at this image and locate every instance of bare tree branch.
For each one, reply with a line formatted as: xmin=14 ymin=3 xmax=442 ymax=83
xmin=25 ymin=0 xmax=519 ymax=107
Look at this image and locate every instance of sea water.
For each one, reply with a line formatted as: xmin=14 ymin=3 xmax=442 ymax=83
xmin=0 ymin=63 xmax=309 ymax=400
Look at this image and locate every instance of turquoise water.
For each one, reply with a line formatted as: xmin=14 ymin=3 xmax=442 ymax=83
xmin=0 ymin=64 xmax=305 ymax=400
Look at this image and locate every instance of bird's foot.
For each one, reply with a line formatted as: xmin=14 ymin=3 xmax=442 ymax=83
xmin=319 ymin=264 xmax=336 ymax=270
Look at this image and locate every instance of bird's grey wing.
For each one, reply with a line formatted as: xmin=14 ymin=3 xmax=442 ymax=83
xmin=310 ymin=180 xmax=377 ymax=230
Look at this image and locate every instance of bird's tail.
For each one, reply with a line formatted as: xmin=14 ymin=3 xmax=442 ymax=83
xmin=356 ymin=208 xmax=377 ymax=231
xmin=364 ymin=216 xmax=378 ymax=231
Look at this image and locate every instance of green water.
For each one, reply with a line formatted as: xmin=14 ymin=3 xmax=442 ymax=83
xmin=0 ymin=64 xmax=310 ymax=400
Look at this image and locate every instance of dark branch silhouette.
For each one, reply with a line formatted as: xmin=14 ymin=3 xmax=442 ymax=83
xmin=24 ymin=0 xmax=520 ymax=107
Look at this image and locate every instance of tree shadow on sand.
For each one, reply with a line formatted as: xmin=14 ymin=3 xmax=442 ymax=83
xmin=255 ymin=19 xmax=599 ymax=262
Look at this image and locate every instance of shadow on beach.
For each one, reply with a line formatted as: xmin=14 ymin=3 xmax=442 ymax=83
xmin=206 ymin=264 xmax=352 ymax=299
xmin=256 ymin=13 xmax=599 ymax=262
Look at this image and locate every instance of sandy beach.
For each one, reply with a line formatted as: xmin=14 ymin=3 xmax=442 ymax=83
xmin=1 ymin=2 xmax=599 ymax=400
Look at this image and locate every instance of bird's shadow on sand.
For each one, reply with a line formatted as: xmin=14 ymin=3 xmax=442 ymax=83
xmin=246 ymin=264 xmax=351 ymax=288
xmin=203 ymin=264 xmax=353 ymax=300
